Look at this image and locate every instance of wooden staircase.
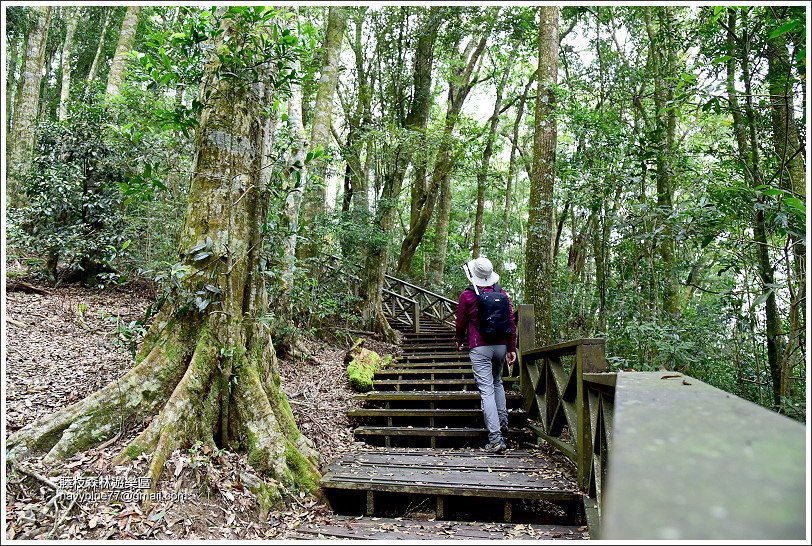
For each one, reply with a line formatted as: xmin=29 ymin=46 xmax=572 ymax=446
xmin=320 ymin=288 xmax=585 ymax=530
xmin=349 ymin=316 xmax=524 ymax=448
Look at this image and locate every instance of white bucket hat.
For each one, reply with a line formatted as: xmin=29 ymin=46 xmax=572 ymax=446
xmin=463 ymin=257 xmax=500 ymax=287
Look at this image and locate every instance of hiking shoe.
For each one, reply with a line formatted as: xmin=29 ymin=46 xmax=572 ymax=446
xmin=484 ymin=441 xmax=507 ymax=454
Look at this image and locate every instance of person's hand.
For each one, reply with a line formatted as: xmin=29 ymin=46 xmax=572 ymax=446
xmin=506 ymin=351 xmax=517 ymax=364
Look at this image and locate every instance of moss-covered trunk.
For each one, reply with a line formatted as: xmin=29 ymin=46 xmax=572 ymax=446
xmin=8 ymin=10 xmax=319 ymax=507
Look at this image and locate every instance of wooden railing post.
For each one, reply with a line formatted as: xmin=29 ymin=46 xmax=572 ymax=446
xmin=517 ymin=304 xmax=535 ymax=404
xmin=575 ymin=342 xmax=607 ymax=491
xmin=413 ymin=300 xmax=420 ymax=334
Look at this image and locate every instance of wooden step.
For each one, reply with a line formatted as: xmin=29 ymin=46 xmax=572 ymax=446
xmin=354 ymin=391 xmax=523 ymax=402
xmin=321 ymin=448 xmax=583 ymax=524
xmin=376 ymin=368 xmax=475 ymax=377
xmin=401 ymin=345 xmax=463 ymax=352
xmin=288 ymin=515 xmax=587 ymax=540
xmin=402 ymin=332 xmax=456 ymax=339
xmin=347 ymin=408 xmax=527 ymax=429
xmin=401 ymin=353 xmax=471 ymax=362
xmin=347 ymin=408 xmax=526 ymax=419
xmin=355 ymin=426 xmax=488 ymax=438
xmin=353 ymin=426 xmax=531 ymax=450
xmin=392 ymin=361 xmax=471 ymax=369
xmin=377 ymin=368 xmax=514 ymax=380
xmin=372 ymin=378 xmax=518 ymax=391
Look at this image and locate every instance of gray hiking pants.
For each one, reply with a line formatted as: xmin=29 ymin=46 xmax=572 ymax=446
xmin=469 ymin=345 xmax=509 ymax=444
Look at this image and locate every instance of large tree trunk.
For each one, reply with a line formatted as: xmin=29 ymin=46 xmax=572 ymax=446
xmin=86 ymin=7 xmax=111 ymax=84
xmin=7 ymin=6 xmax=51 ymax=207
xmin=58 ymin=8 xmax=80 ymax=121
xmin=524 ymin=6 xmax=558 ymax=345
xmin=105 ymin=6 xmax=140 ymax=95
xmin=297 ymin=7 xmax=348 ymax=261
xmin=8 ymin=10 xmax=319 ymax=506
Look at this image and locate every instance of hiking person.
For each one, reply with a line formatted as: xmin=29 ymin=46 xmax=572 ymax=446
xmin=455 ymin=257 xmax=517 ymax=454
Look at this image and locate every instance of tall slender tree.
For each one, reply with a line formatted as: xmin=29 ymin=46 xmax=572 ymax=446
xmin=7 ymin=6 xmax=51 ymax=205
xmin=472 ymin=53 xmax=514 ymax=258
xmin=58 ymin=7 xmax=80 ymax=121
xmin=86 ymin=7 xmax=111 ymax=84
xmin=297 ymin=7 xmax=348 ymax=261
xmin=524 ymin=6 xmax=558 ymax=344
xmin=106 ymin=5 xmax=140 ymax=95
xmin=398 ymin=23 xmax=489 ymax=277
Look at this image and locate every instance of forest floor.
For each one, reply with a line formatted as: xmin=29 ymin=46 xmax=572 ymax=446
xmin=4 ymin=279 xmax=582 ymax=540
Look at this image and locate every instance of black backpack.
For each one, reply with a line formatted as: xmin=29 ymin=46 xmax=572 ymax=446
xmin=467 ymin=283 xmax=512 ymax=342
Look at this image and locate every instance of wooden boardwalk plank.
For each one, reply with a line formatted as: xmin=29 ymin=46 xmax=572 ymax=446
xmin=322 ymin=449 xmax=580 ymax=501
xmin=289 ymin=516 xmax=587 ymax=540
xmin=372 ymin=378 xmax=518 ymax=387
xmin=347 ymin=408 xmax=526 ymax=418
xmin=354 ymin=391 xmax=523 ymax=401
xmin=354 ymin=426 xmax=487 ymax=437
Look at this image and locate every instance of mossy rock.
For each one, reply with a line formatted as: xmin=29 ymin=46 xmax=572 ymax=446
xmin=345 ymin=339 xmax=392 ymax=393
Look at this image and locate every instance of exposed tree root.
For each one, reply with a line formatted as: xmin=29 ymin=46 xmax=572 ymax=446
xmin=7 ymin=314 xmax=321 ymax=511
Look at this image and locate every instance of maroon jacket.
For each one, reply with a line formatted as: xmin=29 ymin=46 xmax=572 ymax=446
xmin=455 ymin=285 xmax=517 ymax=352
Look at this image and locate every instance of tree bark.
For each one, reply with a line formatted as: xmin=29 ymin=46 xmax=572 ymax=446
xmin=86 ymin=7 xmax=111 ymax=84
xmin=7 ymin=6 xmax=51 ymax=207
xmin=7 ymin=10 xmax=319 ymax=507
xmin=105 ymin=6 xmax=140 ymax=95
xmin=525 ymin=6 xmax=558 ymax=345
xmin=58 ymin=8 xmax=80 ymax=121
xmin=297 ymin=7 xmax=348 ymax=261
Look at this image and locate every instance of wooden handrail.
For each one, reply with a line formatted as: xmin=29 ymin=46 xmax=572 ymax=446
xmin=384 ymin=274 xmax=458 ymax=307
xmin=518 ymin=304 xmax=806 ymax=540
xmin=517 ymin=304 xmax=613 ymax=535
xmin=322 ymin=256 xmax=423 ymax=332
xmin=602 ymin=372 xmax=806 ymax=540
xmin=382 ymin=289 xmax=417 ymax=305
xmin=522 ymin=338 xmax=605 ymax=361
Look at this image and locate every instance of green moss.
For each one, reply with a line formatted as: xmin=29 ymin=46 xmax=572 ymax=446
xmin=125 ymin=443 xmax=147 ymax=459
xmin=245 ymin=429 xmax=264 ymax=470
xmin=346 ymin=350 xmax=391 ymax=392
xmin=284 ymin=441 xmax=320 ymax=493
xmin=248 ymin=479 xmax=283 ymax=518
